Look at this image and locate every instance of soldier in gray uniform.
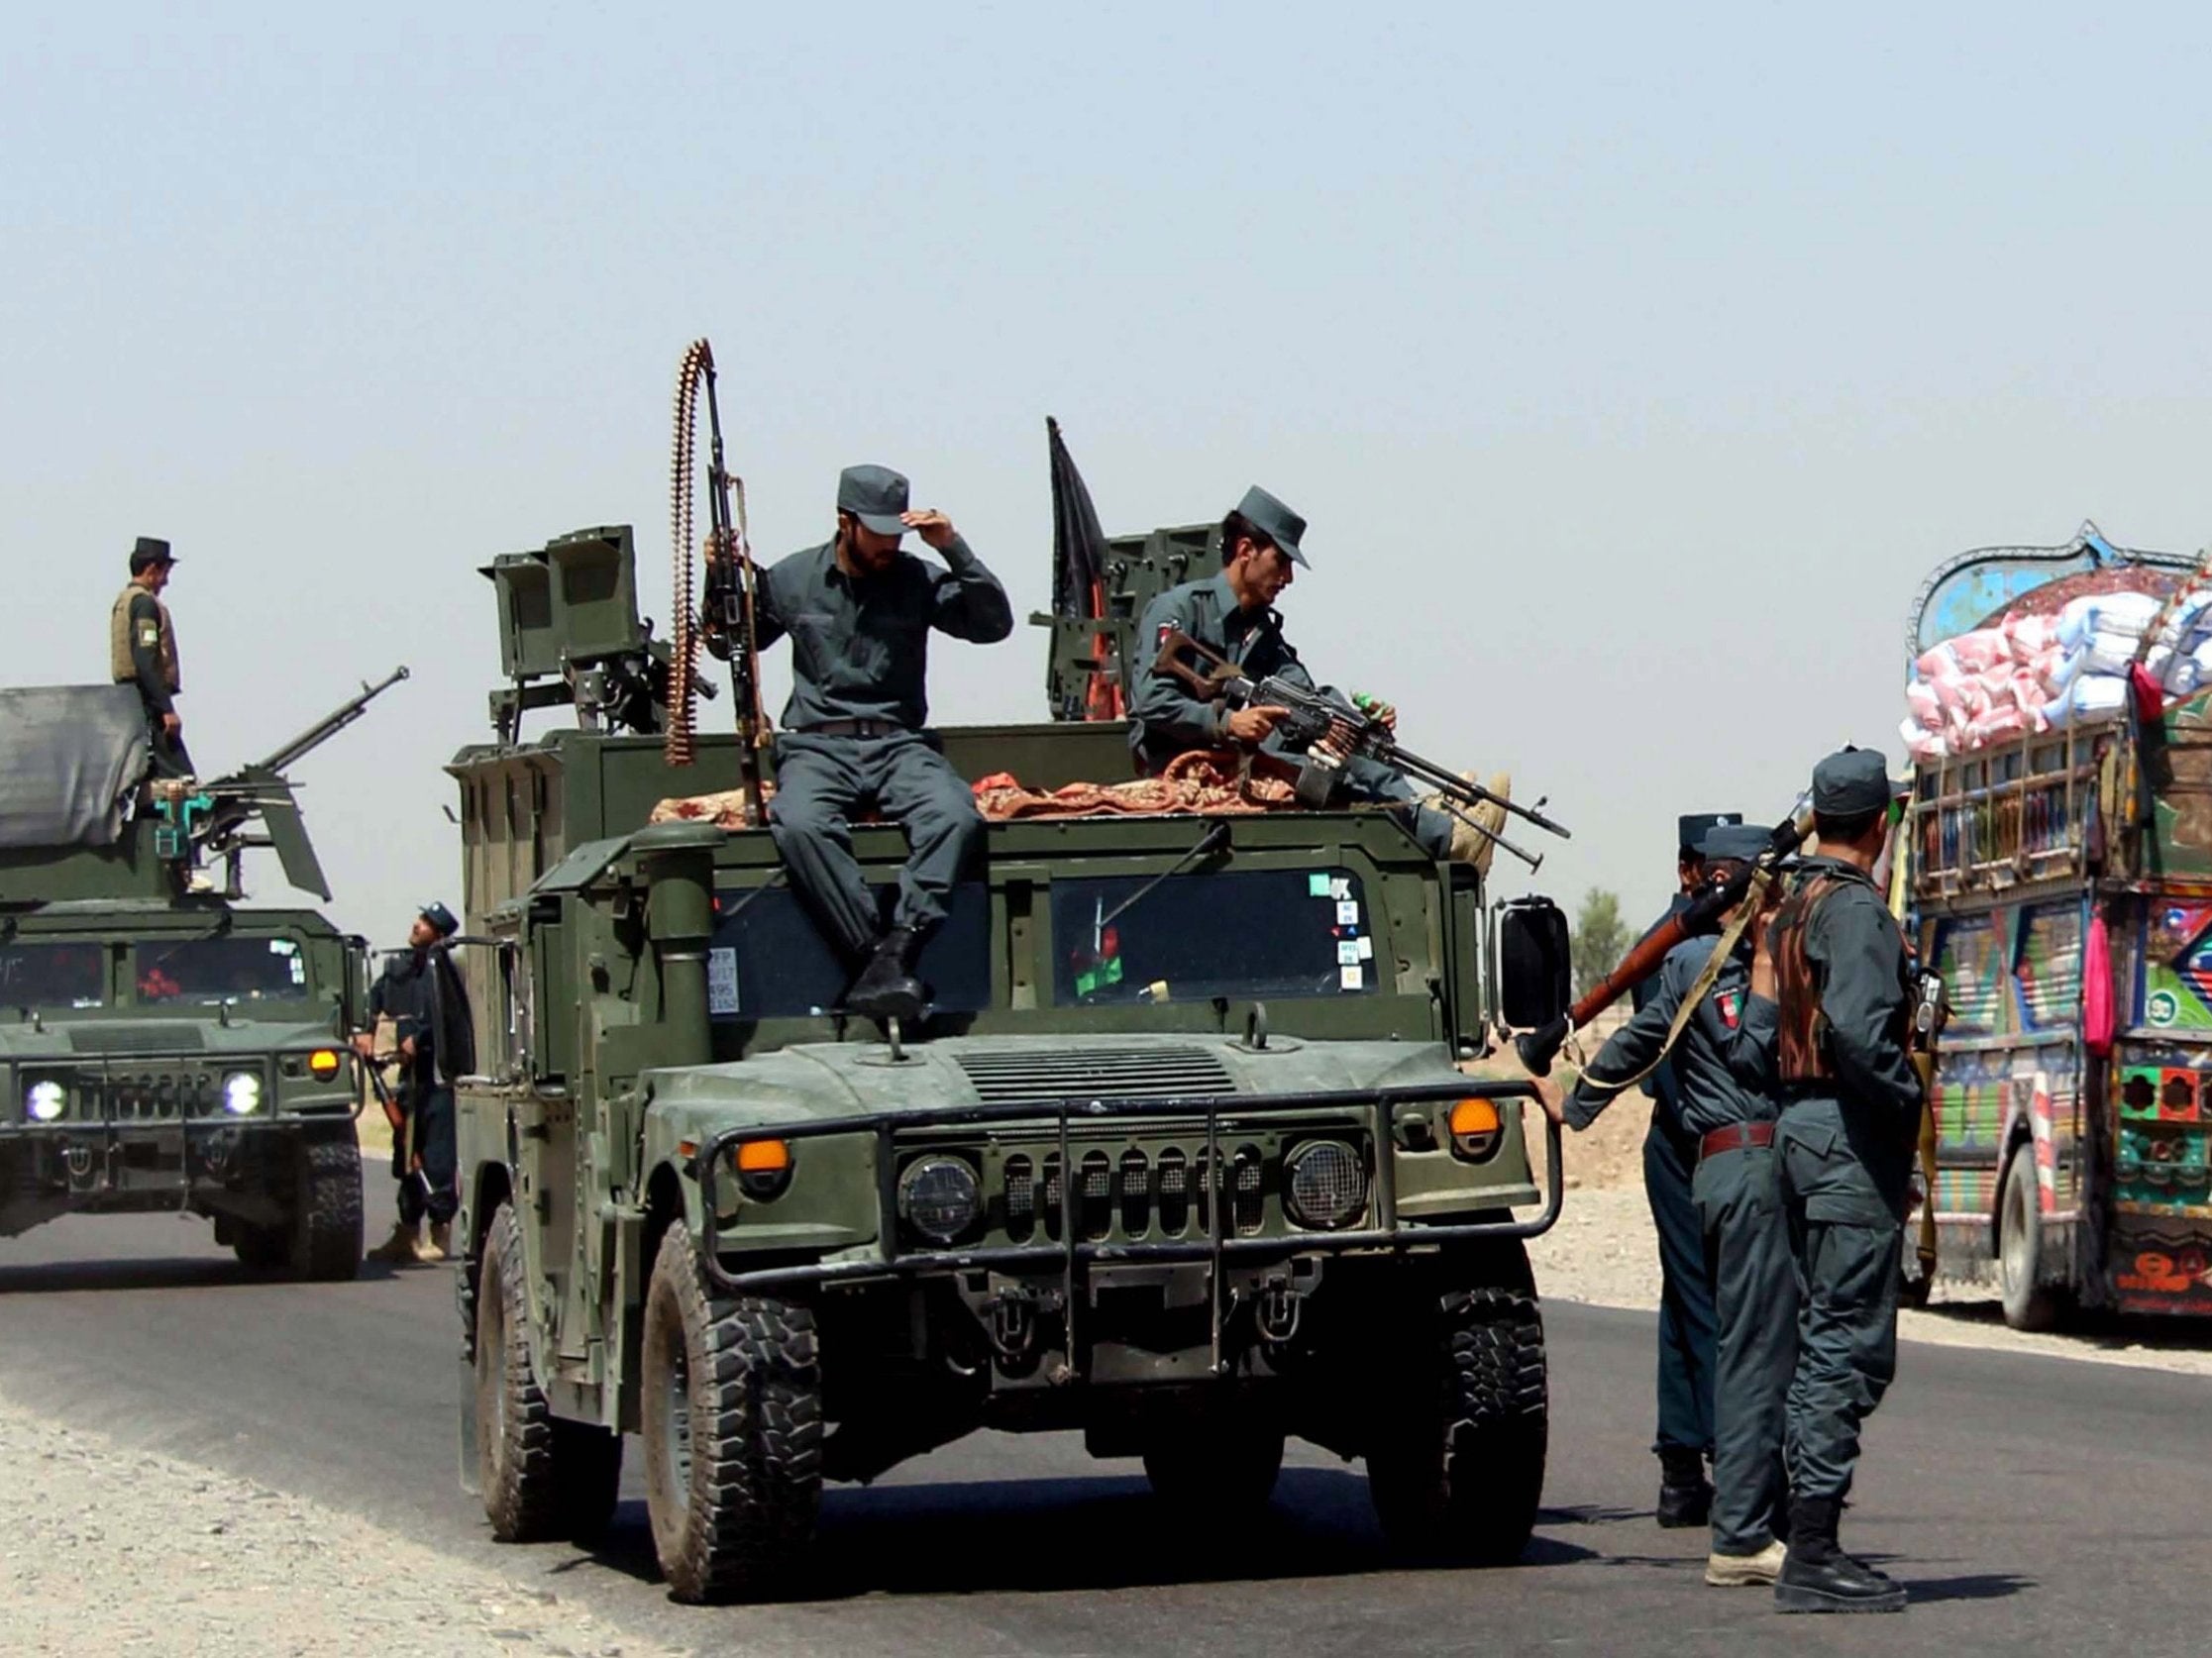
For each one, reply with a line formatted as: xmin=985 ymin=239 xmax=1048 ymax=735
xmin=755 ymin=465 xmax=1013 ymax=1019
xmin=1126 ymin=487 xmax=1482 ymax=865
xmin=109 ymin=536 xmax=193 ymax=777
xmin=1746 ymin=746 xmax=1918 ymax=1614
xmin=1552 ymin=822 xmax=1793 ymax=1588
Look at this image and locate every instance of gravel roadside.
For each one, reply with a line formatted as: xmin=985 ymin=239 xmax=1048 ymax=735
xmin=0 ymin=1394 xmax=688 ymax=1658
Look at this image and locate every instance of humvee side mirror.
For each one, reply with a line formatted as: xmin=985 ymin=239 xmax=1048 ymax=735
xmin=1496 ymin=897 xmax=1571 ymax=1031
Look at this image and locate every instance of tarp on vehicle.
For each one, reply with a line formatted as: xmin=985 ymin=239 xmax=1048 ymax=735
xmin=0 ymin=686 xmax=150 ymax=849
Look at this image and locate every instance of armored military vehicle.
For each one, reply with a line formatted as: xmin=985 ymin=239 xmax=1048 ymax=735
xmin=452 ymin=509 xmax=1573 ymax=1601
xmin=0 ymin=671 xmax=405 ymax=1279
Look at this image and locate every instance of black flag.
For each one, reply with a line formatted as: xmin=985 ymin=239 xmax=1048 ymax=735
xmin=1047 ymin=416 xmax=1108 ymax=621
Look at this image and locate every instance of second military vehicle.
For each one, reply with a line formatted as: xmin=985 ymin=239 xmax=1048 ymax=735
xmin=451 ymin=496 xmax=1571 ymax=1599
xmin=0 ymin=671 xmax=405 ymax=1280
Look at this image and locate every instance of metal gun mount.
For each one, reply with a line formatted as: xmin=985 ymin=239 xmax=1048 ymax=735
xmin=164 ymin=666 xmax=411 ymax=901
xmin=482 ymin=526 xmax=707 ymax=745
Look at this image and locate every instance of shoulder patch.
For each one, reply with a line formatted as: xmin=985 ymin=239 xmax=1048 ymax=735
xmin=1713 ymin=988 xmax=1741 ymax=1028
xmin=136 ymin=621 xmax=161 ymax=647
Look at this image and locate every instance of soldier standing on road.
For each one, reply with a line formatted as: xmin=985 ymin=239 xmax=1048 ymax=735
xmin=1625 ymin=810 xmax=1743 ymax=1528
xmin=1747 ymin=747 xmax=1919 ymax=1614
xmin=354 ymin=902 xmax=474 ymax=1266
xmin=754 ymin=465 xmax=1013 ymax=1021
xmin=1546 ymin=822 xmax=1795 ymax=1588
xmin=1128 ymin=487 xmax=1501 ymax=870
xmin=110 ymin=536 xmax=194 ymax=778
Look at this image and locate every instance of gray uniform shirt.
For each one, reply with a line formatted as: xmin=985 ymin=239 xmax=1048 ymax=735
xmin=753 ymin=536 xmax=1012 ymax=731
xmin=1127 ymin=572 xmax=1321 ymax=770
xmin=1567 ymin=935 xmax=1778 ymax=1138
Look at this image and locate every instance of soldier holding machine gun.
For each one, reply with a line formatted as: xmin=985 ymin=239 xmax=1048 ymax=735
xmin=1130 ymin=486 xmax=1556 ymax=873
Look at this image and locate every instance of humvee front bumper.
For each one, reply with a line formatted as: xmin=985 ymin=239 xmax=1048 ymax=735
xmin=692 ymin=1077 xmax=1560 ymax=1295
xmin=0 ymin=1110 xmax=353 ymax=1206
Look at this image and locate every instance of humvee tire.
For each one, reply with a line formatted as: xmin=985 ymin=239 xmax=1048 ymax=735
xmin=640 ymin=1222 xmax=821 ymax=1603
xmin=1142 ymin=1412 xmax=1286 ymax=1514
xmin=1366 ymin=1283 xmax=1548 ymax=1565
xmin=474 ymin=1202 xmax=623 ymax=1543
xmin=288 ymin=1126 xmax=365 ymax=1282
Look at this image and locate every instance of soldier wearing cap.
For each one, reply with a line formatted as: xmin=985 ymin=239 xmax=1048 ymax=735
xmin=1548 ymin=820 xmax=1794 ymax=1588
xmin=752 ymin=465 xmax=1013 ymax=1020
xmin=1128 ymin=487 xmax=1482 ymax=865
xmin=1618 ymin=809 xmax=1743 ymax=1529
xmin=110 ymin=536 xmax=193 ymax=777
xmin=1746 ymin=746 xmax=1919 ymax=1613
xmin=354 ymin=901 xmax=474 ymax=1265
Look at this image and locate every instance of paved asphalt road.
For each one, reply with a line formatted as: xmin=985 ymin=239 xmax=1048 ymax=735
xmin=1 ymin=1184 xmax=2203 ymax=1658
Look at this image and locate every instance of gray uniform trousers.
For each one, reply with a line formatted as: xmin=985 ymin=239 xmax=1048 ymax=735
xmin=1295 ymin=748 xmax=1455 ymax=862
xmin=768 ymin=730 xmax=985 ymax=963
xmin=1775 ymin=1094 xmax=1908 ymax=1502
xmin=1692 ymin=1141 xmax=1795 ymax=1552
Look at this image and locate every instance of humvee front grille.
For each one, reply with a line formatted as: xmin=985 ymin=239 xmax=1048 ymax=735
xmin=28 ymin=1066 xmax=231 ymax=1122
xmin=955 ymin=1047 xmax=1234 ymax=1107
xmin=1001 ymin=1143 xmax=1270 ymax=1243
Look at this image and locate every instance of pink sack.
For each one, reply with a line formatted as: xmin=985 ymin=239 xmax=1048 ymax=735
xmin=1947 ymin=628 xmax=2013 ymax=673
xmin=2083 ymin=911 xmax=2114 ymax=1058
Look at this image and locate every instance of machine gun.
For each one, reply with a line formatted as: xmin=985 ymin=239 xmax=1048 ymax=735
xmin=1148 ymin=628 xmax=1570 ymax=870
xmin=153 ymin=666 xmax=410 ymax=901
xmin=1516 ymin=792 xmax=1815 ymax=1077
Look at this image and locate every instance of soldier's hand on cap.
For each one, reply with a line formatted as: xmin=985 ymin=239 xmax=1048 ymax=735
xmin=1224 ymin=704 xmax=1290 ymax=744
xmin=899 ymin=509 xmax=956 ymax=551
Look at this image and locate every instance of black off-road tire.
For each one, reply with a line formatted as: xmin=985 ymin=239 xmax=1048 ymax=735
xmin=474 ymin=1202 xmax=624 ymax=1544
xmin=640 ymin=1221 xmax=822 ymax=1604
xmin=1998 ymin=1141 xmax=2067 ymax=1333
xmin=230 ymin=1222 xmax=288 ymax=1274
xmin=1142 ymin=1414 xmax=1287 ymax=1515
xmin=1367 ymin=1285 xmax=1548 ymax=1566
xmin=285 ymin=1127 xmax=364 ymax=1282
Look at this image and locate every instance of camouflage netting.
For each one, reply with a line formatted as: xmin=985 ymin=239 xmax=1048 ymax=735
xmin=0 ymin=685 xmax=150 ymax=850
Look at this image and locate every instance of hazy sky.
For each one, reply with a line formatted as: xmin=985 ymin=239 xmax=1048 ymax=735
xmin=9 ymin=5 xmax=2212 ymax=945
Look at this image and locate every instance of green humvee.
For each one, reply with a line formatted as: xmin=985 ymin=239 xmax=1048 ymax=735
xmin=454 ymin=526 xmax=1570 ymax=1601
xmin=0 ymin=674 xmax=405 ymax=1279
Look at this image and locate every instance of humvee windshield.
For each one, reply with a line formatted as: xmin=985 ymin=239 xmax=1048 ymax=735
xmin=133 ymin=937 xmax=311 ymax=1004
xmin=707 ymin=884 xmax=993 ymax=1020
xmin=0 ymin=942 xmax=107 ymax=1009
xmin=1052 ymin=868 xmax=1380 ymax=1006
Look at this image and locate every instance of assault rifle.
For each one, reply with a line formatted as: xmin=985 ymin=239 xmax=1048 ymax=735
xmin=1516 ymin=793 xmax=1816 ymax=1076
xmin=1149 ymin=629 xmax=1570 ymax=870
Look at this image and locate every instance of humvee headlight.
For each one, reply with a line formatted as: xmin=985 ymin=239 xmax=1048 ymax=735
xmin=26 ymin=1081 xmax=66 ymax=1123
xmin=898 ymin=1156 xmax=981 ymax=1245
xmin=1284 ymin=1139 xmax=1367 ymax=1230
xmin=307 ymin=1049 xmax=342 ymax=1082
xmin=222 ymin=1073 xmax=263 ymax=1115
xmin=731 ymin=1138 xmax=793 ymax=1201
xmin=1448 ymin=1097 xmax=1503 ymax=1161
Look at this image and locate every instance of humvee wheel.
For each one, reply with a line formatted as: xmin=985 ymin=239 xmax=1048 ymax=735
xmin=1366 ymin=1285 xmax=1548 ymax=1566
xmin=286 ymin=1127 xmax=364 ymax=1282
xmin=1142 ymin=1414 xmax=1286 ymax=1514
xmin=641 ymin=1222 xmax=822 ymax=1604
xmin=474 ymin=1202 xmax=623 ymax=1544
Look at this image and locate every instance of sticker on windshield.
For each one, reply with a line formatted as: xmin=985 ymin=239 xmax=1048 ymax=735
xmin=1356 ymin=937 xmax=1374 ymax=961
xmin=1340 ymin=965 xmax=1365 ymax=990
xmin=1335 ymin=900 xmax=1360 ymax=926
xmin=707 ymin=947 xmax=740 ymax=1016
xmin=1329 ymin=877 xmax=1351 ymax=901
xmin=1308 ymin=873 xmax=1333 ymax=897
xmin=1337 ymin=939 xmax=1362 ymax=966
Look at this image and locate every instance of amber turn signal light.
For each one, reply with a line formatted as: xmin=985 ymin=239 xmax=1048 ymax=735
xmin=308 ymin=1049 xmax=342 ymax=1082
xmin=1448 ymin=1097 xmax=1503 ymax=1161
xmin=732 ymin=1138 xmax=794 ymax=1200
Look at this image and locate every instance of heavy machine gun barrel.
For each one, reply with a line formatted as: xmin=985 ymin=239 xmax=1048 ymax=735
xmin=1149 ymin=628 xmax=1570 ymax=866
xmin=1515 ymin=793 xmax=1813 ymax=1076
xmin=250 ymin=667 xmax=412 ymax=777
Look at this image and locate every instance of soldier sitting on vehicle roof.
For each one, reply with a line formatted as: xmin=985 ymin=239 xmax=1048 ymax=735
xmin=752 ymin=465 xmax=1014 ymax=1022
xmin=1127 ymin=487 xmax=1503 ymax=869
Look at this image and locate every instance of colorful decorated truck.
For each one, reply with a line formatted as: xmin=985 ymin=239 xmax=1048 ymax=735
xmin=1904 ymin=525 xmax=2212 ymax=1327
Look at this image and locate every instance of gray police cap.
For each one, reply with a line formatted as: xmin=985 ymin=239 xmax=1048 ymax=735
xmin=1699 ymin=823 xmax=1771 ymax=864
xmin=420 ymin=900 xmax=460 ymax=938
xmin=1678 ymin=810 xmax=1743 ymax=854
xmin=129 ymin=535 xmax=175 ymax=574
xmin=1233 ymin=485 xmax=1310 ymax=568
xmin=837 ymin=465 xmax=910 ymax=538
xmin=1812 ymin=746 xmax=1893 ymax=818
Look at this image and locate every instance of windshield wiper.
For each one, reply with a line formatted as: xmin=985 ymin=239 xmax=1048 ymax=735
xmin=1096 ymin=821 xmax=1233 ymax=935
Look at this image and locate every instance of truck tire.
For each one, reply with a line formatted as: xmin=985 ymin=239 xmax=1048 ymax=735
xmin=640 ymin=1221 xmax=821 ymax=1604
xmin=1366 ymin=1285 xmax=1548 ymax=1566
xmin=286 ymin=1128 xmax=364 ymax=1282
xmin=474 ymin=1202 xmax=624 ymax=1544
xmin=230 ymin=1222 xmax=288 ymax=1273
xmin=1142 ymin=1414 xmax=1286 ymax=1514
xmin=1998 ymin=1141 xmax=2066 ymax=1333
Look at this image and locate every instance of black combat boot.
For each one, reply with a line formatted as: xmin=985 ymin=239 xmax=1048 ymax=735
xmin=1774 ymin=1495 xmax=1907 ymax=1613
xmin=844 ymin=926 xmax=925 ymax=1021
xmin=1655 ymin=1446 xmax=1713 ymax=1529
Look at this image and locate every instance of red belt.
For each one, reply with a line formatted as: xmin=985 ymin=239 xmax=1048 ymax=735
xmin=1700 ymin=1121 xmax=1776 ymax=1159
